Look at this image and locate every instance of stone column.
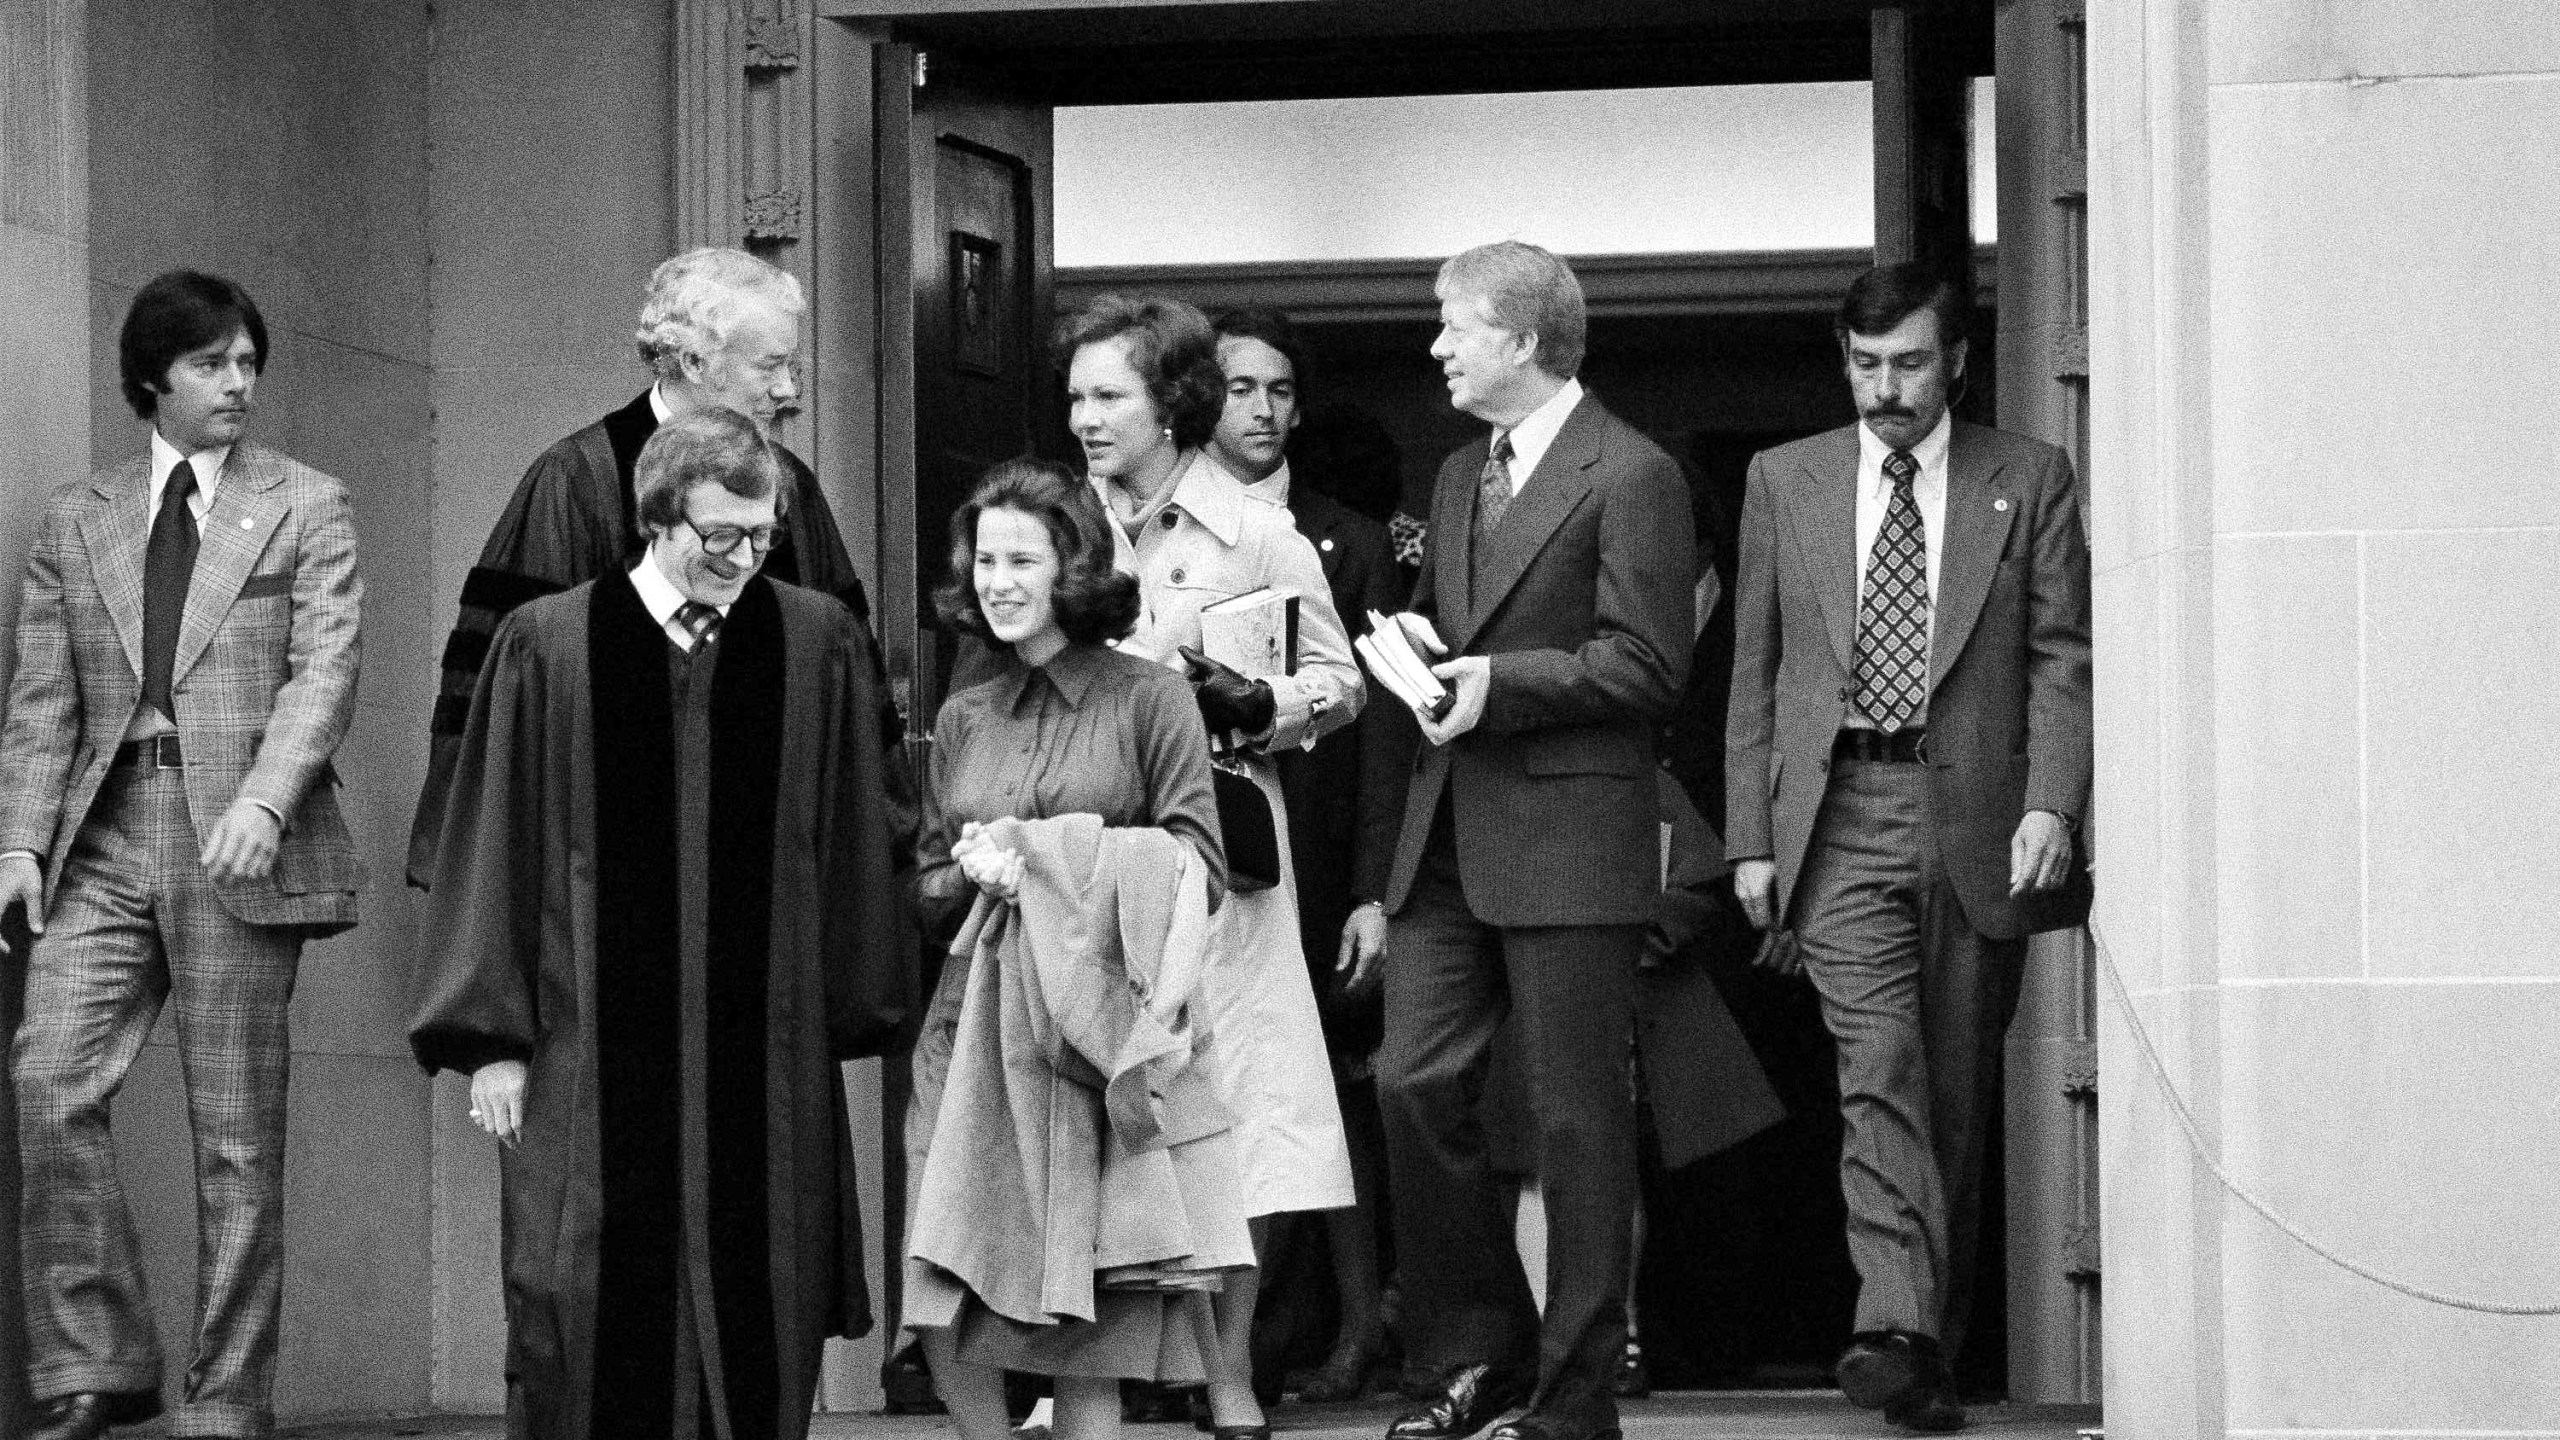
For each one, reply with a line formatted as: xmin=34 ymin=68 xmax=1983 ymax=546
xmin=0 ymin=1 xmax=87 ymax=1429
xmin=2091 ymin=3 xmax=2560 ymax=1433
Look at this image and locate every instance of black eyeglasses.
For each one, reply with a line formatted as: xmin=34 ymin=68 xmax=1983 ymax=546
xmin=683 ymin=512 xmax=780 ymax=556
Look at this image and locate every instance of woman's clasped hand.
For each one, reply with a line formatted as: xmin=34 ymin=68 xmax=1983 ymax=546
xmin=950 ymin=821 xmax=1025 ymax=901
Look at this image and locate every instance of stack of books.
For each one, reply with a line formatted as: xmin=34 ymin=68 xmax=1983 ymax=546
xmin=1354 ymin=610 xmax=1455 ymax=722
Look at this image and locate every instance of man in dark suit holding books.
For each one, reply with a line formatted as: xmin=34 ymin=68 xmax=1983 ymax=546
xmin=1371 ymin=243 xmax=1695 ymax=1440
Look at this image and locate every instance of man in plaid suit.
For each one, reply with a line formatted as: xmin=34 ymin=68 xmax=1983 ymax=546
xmin=0 ymin=271 xmax=364 ymax=1440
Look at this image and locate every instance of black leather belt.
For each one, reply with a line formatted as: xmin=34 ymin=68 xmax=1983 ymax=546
xmin=1833 ymin=727 xmax=1927 ymax=764
xmin=112 ymin=735 xmax=185 ymax=769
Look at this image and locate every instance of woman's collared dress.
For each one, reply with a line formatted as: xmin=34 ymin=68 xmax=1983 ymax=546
xmin=908 ymin=640 xmax=1231 ymax=1378
xmin=1098 ymin=450 xmax=1361 ymax=1218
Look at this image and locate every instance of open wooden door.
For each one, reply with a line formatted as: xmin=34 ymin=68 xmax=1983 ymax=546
xmin=869 ymin=38 xmax=1055 ymax=1354
xmin=876 ymin=44 xmax=1055 ymax=730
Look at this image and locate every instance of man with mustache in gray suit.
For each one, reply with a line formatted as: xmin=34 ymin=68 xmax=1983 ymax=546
xmin=1725 ymin=262 xmax=2092 ymax=1432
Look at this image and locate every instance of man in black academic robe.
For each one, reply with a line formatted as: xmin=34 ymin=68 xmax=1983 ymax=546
xmin=410 ymin=407 xmax=915 ymax=1440
xmin=408 ymin=246 xmax=899 ymax=885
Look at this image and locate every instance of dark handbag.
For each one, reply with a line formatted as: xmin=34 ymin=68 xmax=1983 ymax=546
xmin=1210 ymin=759 xmax=1281 ymax=892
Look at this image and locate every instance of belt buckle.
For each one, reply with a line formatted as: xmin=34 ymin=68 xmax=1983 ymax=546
xmin=150 ymin=735 xmax=182 ymax=769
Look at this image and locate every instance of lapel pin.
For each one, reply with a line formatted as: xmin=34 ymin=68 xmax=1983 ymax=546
xmin=1993 ymin=498 xmax=2010 ymax=513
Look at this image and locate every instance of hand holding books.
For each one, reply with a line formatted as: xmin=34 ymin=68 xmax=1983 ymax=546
xmin=1353 ymin=611 xmax=1457 ymax=724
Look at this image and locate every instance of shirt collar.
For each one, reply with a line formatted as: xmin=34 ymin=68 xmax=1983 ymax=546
xmin=1498 ymin=376 xmax=1584 ymax=480
xmin=149 ymin=429 xmax=232 ymax=503
xmin=1240 ymin=459 xmax=1292 ymax=506
xmin=1857 ymin=409 xmax=1953 ymax=488
xmin=996 ymin=641 xmax=1105 ymax=714
xmin=647 ymin=383 xmax=675 ymax=424
xmin=628 ymin=548 xmax=726 ymax=627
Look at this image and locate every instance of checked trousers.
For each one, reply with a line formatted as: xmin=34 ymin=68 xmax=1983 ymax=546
xmin=12 ymin=763 xmax=302 ymax=1439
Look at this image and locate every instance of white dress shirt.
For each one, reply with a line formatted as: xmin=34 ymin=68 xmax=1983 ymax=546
xmin=148 ymin=429 xmax=230 ymax=528
xmin=1494 ymin=377 xmax=1584 ymax=495
xmin=1845 ymin=410 xmax=1952 ymax=730
xmin=1241 ymin=460 xmax=1292 ymax=506
xmin=630 ymin=552 xmax=726 ymax=653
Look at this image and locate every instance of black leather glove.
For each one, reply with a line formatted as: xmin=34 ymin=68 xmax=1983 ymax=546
xmin=1180 ymin=646 xmax=1278 ymax=737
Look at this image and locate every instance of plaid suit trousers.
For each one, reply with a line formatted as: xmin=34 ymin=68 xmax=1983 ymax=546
xmin=12 ymin=764 xmax=301 ymax=1440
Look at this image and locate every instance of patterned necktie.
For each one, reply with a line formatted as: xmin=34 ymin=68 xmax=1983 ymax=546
xmin=1854 ymin=449 xmax=1929 ymax=733
xmin=1475 ymin=431 xmax=1516 ymax=539
xmin=675 ymin=600 xmax=722 ymax=648
xmin=141 ymin=458 xmax=201 ymax=719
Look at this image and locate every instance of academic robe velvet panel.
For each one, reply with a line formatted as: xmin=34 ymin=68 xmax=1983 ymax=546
xmin=408 ymin=572 xmax=915 ymax=1440
xmin=1721 ymin=420 xmax=2093 ymax=939
xmin=408 ymin=392 xmax=894 ymax=886
xmin=1383 ymin=393 xmax=1697 ymax=928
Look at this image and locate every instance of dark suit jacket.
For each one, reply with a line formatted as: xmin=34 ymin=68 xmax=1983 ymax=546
xmin=1270 ymin=485 xmax=1416 ymax=1045
xmin=0 ymin=444 xmax=364 ymax=934
xmin=1383 ymin=392 xmax=1697 ymax=928
xmin=1723 ymin=420 xmax=2092 ymax=940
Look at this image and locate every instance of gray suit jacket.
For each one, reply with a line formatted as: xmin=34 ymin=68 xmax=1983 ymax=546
xmin=1723 ymin=420 xmax=2090 ymax=941
xmin=0 ymin=442 xmax=364 ymax=934
xmin=1383 ymin=392 xmax=1696 ymax=927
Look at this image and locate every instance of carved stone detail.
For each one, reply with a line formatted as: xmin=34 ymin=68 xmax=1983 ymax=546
xmin=744 ymin=187 xmax=804 ymax=242
xmin=2053 ymin=326 xmax=2091 ymax=381
xmin=744 ymin=18 xmax=800 ymax=71
xmin=2063 ymin=1222 xmax=2102 ymax=1279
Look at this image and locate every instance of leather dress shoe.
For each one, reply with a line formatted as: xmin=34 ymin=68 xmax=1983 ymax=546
xmin=1384 ymin=1362 xmax=1533 ymax=1440
xmin=1836 ymin=1330 xmax=1966 ymax=1432
xmin=1835 ymin=1330 xmax=1923 ymax=1409
xmin=30 ymin=1390 xmax=163 ymax=1440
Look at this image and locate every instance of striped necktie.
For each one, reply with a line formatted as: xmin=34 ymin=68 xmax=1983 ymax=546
xmin=675 ymin=600 xmax=722 ymax=648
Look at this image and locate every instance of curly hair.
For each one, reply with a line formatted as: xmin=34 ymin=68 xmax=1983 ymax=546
xmin=633 ymin=406 xmax=792 ymax=538
xmin=1053 ymin=293 xmax=1225 ymax=451
xmin=634 ymin=247 xmax=806 ymax=381
xmin=119 ymin=271 xmax=268 ymax=420
xmin=934 ymin=458 xmax=1140 ymax=647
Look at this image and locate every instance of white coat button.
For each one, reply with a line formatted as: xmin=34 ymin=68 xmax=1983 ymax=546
xmin=1993 ymin=499 xmax=2009 ymax=513
xmin=240 ymin=517 xmax=254 ymax=528
xmin=1320 ymin=538 xmax=1335 ymax=552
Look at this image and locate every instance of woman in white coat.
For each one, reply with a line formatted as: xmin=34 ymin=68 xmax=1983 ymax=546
xmin=1057 ymin=293 xmax=1361 ymax=1438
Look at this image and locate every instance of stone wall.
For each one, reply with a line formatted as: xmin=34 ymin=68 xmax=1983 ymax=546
xmin=2091 ymin=5 xmax=2560 ymax=1434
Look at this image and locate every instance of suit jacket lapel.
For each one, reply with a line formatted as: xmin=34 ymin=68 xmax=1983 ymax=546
xmin=1432 ymin=437 xmax=1482 ymax=643
xmin=1930 ymin=425 xmax=2015 ymax=693
xmin=173 ymin=445 xmax=290 ymax=687
xmin=78 ymin=458 xmax=154 ymax=680
xmin=1782 ymin=428 xmax=1861 ymax=677
xmin=1451 ymin=396 xmax=1602 ymax=652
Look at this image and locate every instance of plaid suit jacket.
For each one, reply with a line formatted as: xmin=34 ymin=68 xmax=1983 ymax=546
xmin=0 ymin=442 xmax=364 ymax=933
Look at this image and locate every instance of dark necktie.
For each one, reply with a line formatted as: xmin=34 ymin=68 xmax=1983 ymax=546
xmin=1475 ymin=432 xmax=1516 ymax=539
xmin=1853 ymin=449 xmax=1929 ymax=733
xmin=141 ymin=458 xmax=201 ymax=720
xmin=675 ymin=600 xmax=722 ymax=648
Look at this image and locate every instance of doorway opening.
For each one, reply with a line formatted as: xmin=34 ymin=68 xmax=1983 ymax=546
xmin=849 ymin=0 xmax=2086 ymax=1405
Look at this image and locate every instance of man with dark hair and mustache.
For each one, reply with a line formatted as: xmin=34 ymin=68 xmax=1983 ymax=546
xmin=1723 ymin=262 xmax=2092 ymax=1432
